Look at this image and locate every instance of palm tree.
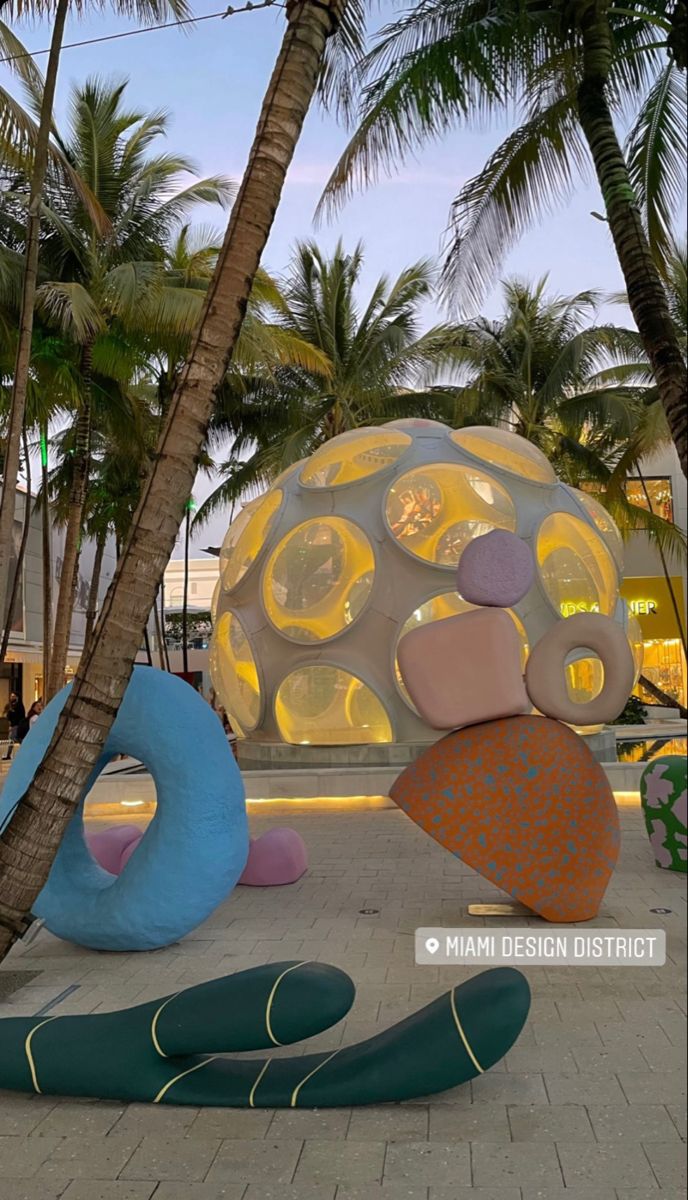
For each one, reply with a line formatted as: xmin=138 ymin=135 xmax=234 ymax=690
xmin=0 ymin=0 xmax=190 ymax=639
xmin=321 ymin=0 xmax=688 ymax=477
xmin=0 ymin=76 xmax=234 ymax=697
xmin=197 ymin=238 xmax=464 ymax=521
xmin=0 ymin=0 xmax=360 ymax=960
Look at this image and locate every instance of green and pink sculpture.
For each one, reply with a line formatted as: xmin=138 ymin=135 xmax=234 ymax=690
xmin=640 ymin=755 xmax=687 ymax=873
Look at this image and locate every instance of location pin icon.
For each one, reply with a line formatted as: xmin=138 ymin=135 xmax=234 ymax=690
xmin=425 ymin=937 xmax=440 ymax=955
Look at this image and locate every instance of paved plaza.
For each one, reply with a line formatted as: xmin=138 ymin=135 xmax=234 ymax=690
xmin=0 ymin=794 xmax=685 ymax=1200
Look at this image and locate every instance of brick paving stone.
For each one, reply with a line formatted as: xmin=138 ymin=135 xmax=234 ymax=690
xmin=471 ymin=1142 xmax=563 ymax=1188
xmin=544 ymin=1073 xmax=628 ymax=1105
xmin=242 ymin=1189 xmax=336 ymax=1200
xmin=336 ymin=1188 xmax=429 ymax=1200
xmin=642 ymin=1140 xmax=688 ymax=1189
xmin=190 ymin=1109 xmax=274 ymax=1139
xmin=291 ymin=1139 xmax=386 ymax=1187
xmin=60 ymin=1184 xmax=157 ymax=1200
xmin=429 ymin=1190 xmax=520 ymax=1200
xmin=0 ymin=1093 xmax=58 ymax=1136
xmin=268 ymin=1108 xmax=352 ymax=1140
xmin=0 ymin=1186 xmax=68 ymax=1200
xmin=616 ymin=1192 xmax=688 ymax=1200
xmin=205 ymin=1137 xmax=304 ymax=1185
xmin=151 ymin=1186 xmax=248 ymax=1199
xmin=508 ymin=1103 xmax=594 ymax=1141
xmin=112 ymin=1104 xmax=199 ymax=1138
xmin=471 ymin=1072 xmax=548 ymax=1104
xmin=37 ymin=1134 xmax=140 ymax=1181
xmin=0 ymin=1134 xmax=61 ymax=1178
xmin=618 ymin=1069 xmax=687 ymax=1104
xmin=557 ymin=1142 xmax=657 ymax=1189
xmin=381 ymin=1141 xmax=470 ymax=1188
xmin=588 ymin=1103 xmax=680 ymax=1142
xmin=120 ymin=1134 xmax=221 ymax=1182
xmin=31 ymin=1101 xmax=126 ymax=1137
xmin=428 ymin=1102 xmax=509 ymax=1142
xmin=347 ymin=1105 xmax=429 ymax=1143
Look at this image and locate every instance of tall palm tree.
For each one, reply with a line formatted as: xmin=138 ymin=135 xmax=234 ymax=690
xmin=0 ymin=76 xmax=234 ymax=697
xmin=321 ymin=0 xmax=688 ymax=477
xmin=445 ymin=274 xmax=685 ymax=551
xmin=0 ymin=0 xmax=190 ymax=636
xmin=198 ymin=238 xmax=464 ymax=521
xmin=0 ymin=0 xmax=360 ymax=960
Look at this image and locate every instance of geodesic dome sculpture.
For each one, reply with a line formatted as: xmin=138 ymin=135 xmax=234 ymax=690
xmin=210 ymin=421 xmax=643 ymax=745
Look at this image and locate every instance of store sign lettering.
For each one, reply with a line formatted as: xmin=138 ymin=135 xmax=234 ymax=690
xmin=560 ymin=602 xmax=600 ymax=616
xmin=628 ymin=599 xmax=658 ymax=616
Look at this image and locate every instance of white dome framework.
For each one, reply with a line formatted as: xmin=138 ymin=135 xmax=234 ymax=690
xmin=210 ymin=421 xmax=640 ymax=745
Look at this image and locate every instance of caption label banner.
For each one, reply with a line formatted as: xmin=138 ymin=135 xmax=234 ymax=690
xmin=415 ymin=928 xmax=666 ymax=967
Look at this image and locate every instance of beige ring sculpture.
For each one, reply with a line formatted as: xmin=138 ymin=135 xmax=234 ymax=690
xmin=525 ymin=612 xmax=635 ymax=727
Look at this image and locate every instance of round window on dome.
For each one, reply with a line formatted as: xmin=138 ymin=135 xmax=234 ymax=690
xmin=262 ymin=517 xmax=375 ymax=642
xmin=565 ymin=654 xmax=605 ymax=704
xmin=385 ymin=463 xmax=516 ymax=567
xmin=299 ymin=428 xmax=412 ymax=488
xmin=394 ymin=592 xmax=529 ymax=707
xmin=209 ymin=611 xmax=261 ymax=732
xmin=451 ymin=426 xmax=557 ymax=485
xmin=569 ymin=487 xmax=624 ymax=569
xmin=275 ymin=665 xmax=392 ymax=744
xmin=536 ymin=512 xmax=619 ymax=619
xmin=220 ymin=489 xmax=283 ymax=593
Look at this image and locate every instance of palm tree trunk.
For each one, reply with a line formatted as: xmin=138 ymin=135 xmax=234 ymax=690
xmin=152 ymin=592 xmax=168 ymax=671
xmin=46 ymin=345 xmax=93 ymax=700
xmin=182 ymin=503 xmax=191 ymax=674
xmin=0 ymin=0 xmax=341 ymax=958
xmin=576 ymin=2 xmax=688 ymax=477
xmin=83 ymin=529 xmax=106 ymax=649
xmin=0 ymin=0 xmax=69 ymax=630
xmin=41 ymin=423 xmax=52 ymax=697
xmin=0 ymin=427 xmax=32 ymax=662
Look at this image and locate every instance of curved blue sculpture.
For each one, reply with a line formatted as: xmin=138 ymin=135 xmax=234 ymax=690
xmin=0 ymin=668 xmax=249 ymax=951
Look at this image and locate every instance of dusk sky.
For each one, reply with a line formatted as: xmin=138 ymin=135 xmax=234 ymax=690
xmin=2 ymin=0 xmax=641 ymax=556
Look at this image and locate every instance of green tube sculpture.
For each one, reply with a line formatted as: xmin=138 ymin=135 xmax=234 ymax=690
xmin=0 ymin=961 xmax=530 ymax=1107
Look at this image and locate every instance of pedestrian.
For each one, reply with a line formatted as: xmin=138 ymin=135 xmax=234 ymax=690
xmin=28 ymin=699 xmax=44 ymax=728
xmin=2 ymin=693 xmax=26 ymax=761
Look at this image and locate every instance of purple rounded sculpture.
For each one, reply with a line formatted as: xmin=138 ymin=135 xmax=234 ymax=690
xmin=456 ymin=529 xmax=535 ymax=607
xmin=239 ymin=827 xmax=308 ymax=887
xmin=86 ymin=825 xmax=144 ymax=876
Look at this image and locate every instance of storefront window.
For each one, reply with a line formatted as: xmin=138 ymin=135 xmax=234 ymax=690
xmin=625 ymin=477 xmax=674 ymax=522
xmin=634 ymin=639 xmax=687 ymax=709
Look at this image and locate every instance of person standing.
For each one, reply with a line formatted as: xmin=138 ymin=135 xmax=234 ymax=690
xmin=2 ymin=693 xmax=26 ymax=760
xmin=27 ymin=699 xmax=44 ymax=728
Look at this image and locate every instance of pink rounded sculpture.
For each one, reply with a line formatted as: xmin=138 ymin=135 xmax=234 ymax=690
xmin=86 ymin=825 xmax=144 ymax=876
xmin=239 ymin=827 xmax=308 ymax=887
xmin=456 ymin=529 xmax=535 ymax=607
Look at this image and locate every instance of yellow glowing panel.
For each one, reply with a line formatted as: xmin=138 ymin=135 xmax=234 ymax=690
xmin=451 ymin=426 xmax=556 ymax=484
xmin=565 ymin=655 xmax=605 ymax=704
xmin=570 ymin=488 xmax=624 ymax=569
xmin=220 ymin=489 xmax=283 ymax=593
xmin=275 ymin=665 xmax=392 ymax=745
xmin=209 ymin=611 xmax=261 ymax=732
xmin=626 ymin=610 xmax=644 ymax=685
xmin=385 ymin=463 xmax=516 ymax=567
xmin=263 ymin=517 xmax=375 ymax=643
xmin=536 ymin=512 xmax=619 ymax=619
xmin=300 ymin=428 xmax=412 ymax=488
xmin=394 ymin=592 xmax=529 ymax=704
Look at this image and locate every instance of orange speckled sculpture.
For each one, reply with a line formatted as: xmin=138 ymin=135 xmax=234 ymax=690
xmin=390 ymin=714 xmax=620 ymax=922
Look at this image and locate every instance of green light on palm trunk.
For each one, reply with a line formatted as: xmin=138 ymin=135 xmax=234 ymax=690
xmin=40 ymin=432 xmax=49 ymax=468
xmin=186 ymin=498 xmax=197 ymax=512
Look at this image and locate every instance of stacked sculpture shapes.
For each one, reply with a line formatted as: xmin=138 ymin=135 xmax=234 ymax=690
xmin=393 ymin=530 xmax=635 ymax=922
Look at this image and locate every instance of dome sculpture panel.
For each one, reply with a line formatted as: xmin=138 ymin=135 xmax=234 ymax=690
xmin=384 ymin=463 xmax=517 ymax=567
xmin=210 ymin=422 xmax=632 ymax=745
xmin=275 ymin=665 xmax=393 ymax=745
xmin=262 ymin=517 xmax=375 ymax=643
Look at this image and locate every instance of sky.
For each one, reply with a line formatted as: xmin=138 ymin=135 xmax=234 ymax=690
xmin=1 ymin=0 xmax=646 ymax=556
